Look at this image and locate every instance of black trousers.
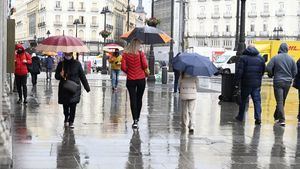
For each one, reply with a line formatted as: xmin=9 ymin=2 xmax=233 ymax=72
xmin=15 ymin=75 xmax=27 ymax=100
xmin=298 ymin=89 xmax=300 ymax=120
xmin=174 ymin=69 xmax=180 ymax=92
xmin=126 ymin=79 xmax=146 ymax=121
xmin=63 ymin=103 xmax=77 ymax=124
xmin=31 ymin=73 xmax=38 ymax=86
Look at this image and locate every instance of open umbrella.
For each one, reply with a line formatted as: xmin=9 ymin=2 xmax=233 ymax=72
xmin=173 ymin=53 xmax=218 ymax=77
xmin=36 ymin=35 xmax=89 ymax=53
xmin=120 ymin=26 xmax=171 ymax=44
xmin=103 ymin=43 xmax=124 ymax=52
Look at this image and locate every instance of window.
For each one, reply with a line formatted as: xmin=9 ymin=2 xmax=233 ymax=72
xmin=92 ymin=2 xmax=97 ymax=7
xmin=68 ymin=29 xmax=74 ymax=36
xmin=264 ymin=3 xmax=269 ymax=12
xmin=226 ymin=5 xmax=231 ymax=12
xmin=68 ymin=15 xmax=73 ymax=23
xmin=79 ymin=30 xmax=84 ymax=39
xmin=214 ymin=5 xmax=219 ymax=14
xmin=79 ymin=2 xmax=84 ymax=9
xmin=55 ymin=1 xmax=61 ymax=8
xmin=250 ymin=24 xmax=255 ymax=32
xmin=214 ymin=25 xmax=218 ymax=32
xmin=226 ymin=25 xmax=230 ymax=32
xmin=55 ymin=29 xmax=61 ymax=35
xmin=91 ymin=30 xmax=97 ymax=40
xmin=92 ymin=16 xmax=97 ymax=24
xmin=263 ymin=23 xmax=267 ymax=32
xmin=69 ymin=2 xmax=74 ymax=9
xmin=199 ymin=22 xmax=204 ymax=33
xmin=55 ymin=15 xmax=60 ymax=22
xmin=279 ymin=2 xmax=284 ymax=10
xmin=200 ymin=6 xmax=205 ymax=15
xmin=251 ymin=3 xmax=256 ymax=12
xmin=79 ymin=16 xmax=84 ymax=24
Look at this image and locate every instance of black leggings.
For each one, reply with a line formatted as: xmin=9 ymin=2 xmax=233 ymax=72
xmin=126 ymin=79 xmax=146 ymax=121
xmin=63 ymin=103 xmax=77 ymax=124
xmin=15 ymin=75 xmax=27 ymax=100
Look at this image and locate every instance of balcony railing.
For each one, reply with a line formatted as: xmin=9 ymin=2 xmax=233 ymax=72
xmin=260 ymin=11 xmax=270 ymax=17
xmin=275 ymin=9 xmax=285 ymax=17
xmin=222 ymin=32 xmax=231 ymax=37
xmin=259 ymin=31 xmax=269 ymax=37
xmin=68 ymin=8 xmax=75 ymax=11
xmin=247 ymin=31 xmax=256 ymax=37
xmin=197 ymin=14 xmax=206 ymax=19
xmin=38 ymin=22 xmax=46 ymax=27
xmin=198 ymin=0 xmax=206 ymax=1
xmin=223 ymin=12 xmax=232 ymax=18
xmin=210 ymin=32 xmax=219 ymax=37
xmin=39 ymin=7 xmax=46 ymax=12
xmin=54 ymin=7 xmax=62 ymax=11
xmin=78 ymin=8 xmax=86 ymax=12
xmin=211 ymin=13 xmax=220 ymax=19
xmin=67 ymin=22 xmax=75 ymax=27
xmin=90 ymin=23 xmax=99 ymax=27
xmin=248 ymin=11 xmax=257 ymax=18
xmin=78 ymin=22 xmax=86 ymax=27
xmin=297 ymin=10 xmax=300 ymax=16
xmin=91 ymin=8 xmax=99 ymax=12
xmin=54 ymin=21 xmax=62 ymax=26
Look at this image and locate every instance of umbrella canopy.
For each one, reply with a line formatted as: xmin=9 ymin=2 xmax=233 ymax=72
xmin=173 ymin=53 xmax=218 ymax=77
xmin=103 ymin=43 xmax=124 ymax=52
xmin=36 ymin=35 xmax=89 ymax=53
xmin=120 ymin=26 xmax=171 ymax=44
xmin=42 ymin=51 xmax=57 ymax=56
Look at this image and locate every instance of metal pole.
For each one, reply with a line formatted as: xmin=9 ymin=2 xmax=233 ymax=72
xmin=101 ymin=10 xmax=108 ymax=74
xmin=127 ymin=0 xmax=130 ymax=31
xmin=234 ymin=0 xmax=240 ymax=51
xmin=148 ymin=0 xmax=156 ymax=81
xmin=181 ymin=1 xmax=186 ymax=52
xmin=168 ymin=0 xmax=174 ymax=72
xmin=75 ymin=24 xmax=78 ymax=37
xmin=236 ymin=0 xmax=246 ymax=58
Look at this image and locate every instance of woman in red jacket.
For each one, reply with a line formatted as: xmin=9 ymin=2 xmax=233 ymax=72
xmin=121 ymin=39 xmax=148 ymax=129
xmin=14 ymin=44 xmax=32 ymax=104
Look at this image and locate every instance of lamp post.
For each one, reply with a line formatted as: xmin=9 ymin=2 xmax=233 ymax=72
xmin=168 ymin=0 xmax=174 ymax=72
xmin=236 ymin=0 xmax=246 ymax=58
xmin=100 ymin=6 xmax=111 ymax=74
xmin=73 ymin=19 xmax=80 ymax=37
xmin=148 ymin=0 xmax=156 ymax=81
xmin=46 ymin=30 xmax=50 ymax=38
xmin=273 ymin=26 xmax=283 ymax=40
xmin=234 ymin=0 xmax=240 ymax=50
xmin=127 ymin=0 xmax=130 ymax=31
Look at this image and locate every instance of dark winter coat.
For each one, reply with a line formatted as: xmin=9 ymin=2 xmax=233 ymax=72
xmin=234 ymin=46 xmax=265 ymax=88
xmin=55 ymin=59 xmax=90 ymax=104
xmin=45 ymin=56 xmax=54 ymax=69
xmin=294 ymin=59 xmax=300 ymax=88
xmin=29 ymin=56 xmax=41 ymax=74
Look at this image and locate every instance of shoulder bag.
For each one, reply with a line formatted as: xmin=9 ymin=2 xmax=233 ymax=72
xmin=62 ymin=62 xmax=79 ymax=94
xmin=139 ymin=52 xmax=150 ymax=77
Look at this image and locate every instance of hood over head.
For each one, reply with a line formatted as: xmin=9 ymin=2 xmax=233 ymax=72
xmin=242 ymin=46 xmax=260 ymax=56
xmin=15 ymin=44 xmax=25 ymax=51
xmin=278 ymin=43 xmax=289 ymax=54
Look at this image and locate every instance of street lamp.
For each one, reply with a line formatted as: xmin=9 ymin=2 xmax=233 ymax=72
xmin=46 ymin=30 xmax=50 ymax=38
xmin=168 ymin=0 xmax=174 ymax=72
xmin=100 ymin=6 xmax=111 ymax=74
xmin=273 ymin=26 xmax=283 ymax=40
xmin=126 ymin=0 xmax=135 ymax=31
xmin=148 ymin=0 xmax=156 ymax=81
xmin=73 ymin=19 xmax=80 ymax=37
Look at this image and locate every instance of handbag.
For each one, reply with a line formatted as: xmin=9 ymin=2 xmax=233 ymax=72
xmin=139 ymin=52 xmax=149 ymax=77
xmin=62 ymin=62 xmax=79 ymax=94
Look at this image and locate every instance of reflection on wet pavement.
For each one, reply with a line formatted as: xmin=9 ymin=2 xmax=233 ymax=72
xmin=11 ymin=77 xmax=300 ymax=169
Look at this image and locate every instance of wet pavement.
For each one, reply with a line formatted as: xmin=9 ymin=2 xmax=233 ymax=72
xmin=9 ymin=73 xmax=300 ymax=169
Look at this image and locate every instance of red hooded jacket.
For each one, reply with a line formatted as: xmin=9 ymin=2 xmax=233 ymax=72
xmin=121 ymin=51 xmax=148 ymax=80
xmin=15 ymin=44 xmax=32 ymax=76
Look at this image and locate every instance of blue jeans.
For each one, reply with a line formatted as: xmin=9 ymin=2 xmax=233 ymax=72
xmin=111 ymin=70 xmax=120 ymax=88
xmin=237 ymin=87 xmax=262 ymax=121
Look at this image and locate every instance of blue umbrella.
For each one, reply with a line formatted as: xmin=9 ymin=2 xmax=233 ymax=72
xmin=172 ymin=53 xmax=218 ymax=77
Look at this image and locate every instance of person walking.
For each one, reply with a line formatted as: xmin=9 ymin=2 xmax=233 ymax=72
xmin=121 ymin=39 xmax=148 ymax=129
xmin=108 ymin=49 xmax=122 ymax=91
xmin=266 ymin=43 xmax=297 ymax=126
xmin=29 ymin=53 xmax=41 ymax=96
xmin=14 ymin=44 xmax=32 ymax=104
xmin=45 ymin=55 xmax=54 ymax=81
xmin=55 ymin=52 xmax=90 ymax=128
xmin=294 ymin=58 xmax=300 ymax=123
xmin=179 ymin=72 xmax=199 ymax=133
xmin=234 ymin=46 xmax=265 ymax=125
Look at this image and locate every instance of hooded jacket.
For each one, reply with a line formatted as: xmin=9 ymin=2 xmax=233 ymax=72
xmin=266 ymin=43 xmax=297 ymax=85
xmin=234 ymin=46 xmax=265 ymax=88
xmin=14 ymin=44 xmax=32 ymax=76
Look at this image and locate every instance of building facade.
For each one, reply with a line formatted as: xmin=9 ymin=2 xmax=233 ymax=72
xmin=14 ymin=0 xmax=138 ymax=54
xmin=186 ymin=0 xmax=300 ymax=50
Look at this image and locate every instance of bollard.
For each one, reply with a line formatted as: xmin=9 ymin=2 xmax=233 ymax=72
xmin=162 ymin=66 xmax=168 ymax=84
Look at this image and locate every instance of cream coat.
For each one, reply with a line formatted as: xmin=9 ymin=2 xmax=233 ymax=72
xmin=179 ymin=75 xmax=199 ymax=100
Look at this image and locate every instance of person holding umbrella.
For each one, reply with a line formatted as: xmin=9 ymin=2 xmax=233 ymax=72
xmin=108 ymin=48 xmax=122 ymax=91
xmin=55 ymin=52 xmax=90 ymax=128
xmin=28 ymin=53 xmax=41 ymax=96
xmin=121 ymin=39 xmax=148 ymax=129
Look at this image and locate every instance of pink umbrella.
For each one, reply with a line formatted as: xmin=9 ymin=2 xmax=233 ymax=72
xmin=103 ymin=43 xmax=124 ymax=52
xmin=36 ymin=35 xmax=89 ymax=53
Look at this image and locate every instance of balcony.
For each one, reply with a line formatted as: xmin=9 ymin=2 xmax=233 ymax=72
xmin=275 ymin=9 xmax=285 ymax=17
xmin=259 ymin=31 xmax=269 ymax=37
xmin=210 ymin=32 xmax=219 ymax=37
xmin=54 ymin=21 xmax=62 ymax=26
xmin=54 ymin=7 xmax=62 ymax=11
xmin=90 ymin=23 xmax=99 ymax=28
xmin=198 ymin=0 xmax=206 ymax=1
xmin=222 ymin=32 xmax=232 ymax=37
xmin=248 ymin=11 xmax=257 ymax=18
xmin=67 ymin=22 xmax=75 ymax=27
xmin=78 ymin=8 xmax=86 ymax=12
xmin=91 ymin=8 xmax=99 ymax=12
xmin=223 ymin=12 xmax=232 ymax=19
xmin=260 ymin=11 xmax=270 ymax=17
xmin=38 ymin=22 xmax=46 ymax=27
xmin=211 ymin=13 xmax=220 ymax=19
xmin=78 ymin=22 xmax=86 ymax=27
xmin=297 ymin=10 xmax=300 ymax=16
xmin=212 ymin=0 xmax=220 ymax=1
xmin=197 ymin=14 xmax=206 ymax=19
xmin=39 ymin=7 xmax=46 ymax=12
xmin=68 ymin=8 xmax=75 ymax=11
xmin=247 ymin=31 xmax=256 ymax=37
